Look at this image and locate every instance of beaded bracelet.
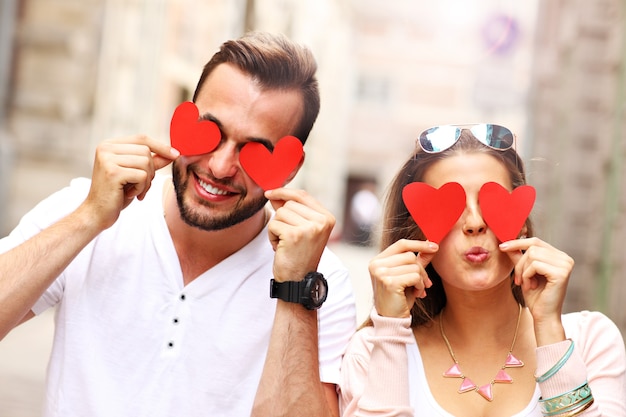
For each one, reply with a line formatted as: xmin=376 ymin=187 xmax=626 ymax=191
xmin=539 ymin=381 xmax=594 ymax=416
xmin=536 ymin=339 xmax=575 ymax=383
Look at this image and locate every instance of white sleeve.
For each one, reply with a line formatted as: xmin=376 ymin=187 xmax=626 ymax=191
xmin=0 ymin=177 xmax=91 ymax=313
xmin=317 ymin=247 xmax=357 ymax=385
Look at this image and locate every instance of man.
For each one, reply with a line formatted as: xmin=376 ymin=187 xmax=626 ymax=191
xmin=0 ymin=32 xmax=356 ymax=417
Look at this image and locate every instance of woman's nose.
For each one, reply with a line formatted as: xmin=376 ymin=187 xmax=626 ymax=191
xmin=462 ymin=202 xmax=487 ymax=235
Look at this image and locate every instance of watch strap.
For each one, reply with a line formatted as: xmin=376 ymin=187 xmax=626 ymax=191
xmin=270 ymin=279 xmax=304 ymax=304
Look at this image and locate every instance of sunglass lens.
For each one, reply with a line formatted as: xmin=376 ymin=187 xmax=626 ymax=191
xmin=419 ymin=126 xmax=461 ymax=153
xmin=492 ymin=125 xmax=514 ymax=149
xmin=471 ymin=124 xmax=514 ymax=150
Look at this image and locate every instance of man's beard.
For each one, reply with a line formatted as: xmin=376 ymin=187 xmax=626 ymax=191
xmin=172 ymin=162 xmax=268 ymax=232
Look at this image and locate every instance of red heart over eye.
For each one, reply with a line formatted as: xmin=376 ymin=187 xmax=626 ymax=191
xmin=170 ymin=101 xmax=221 ymax=156
xmin=402 ymin=182 xmax=466 ymax=243
xmin=478 ymin=182 xmax=536 ymax=242
xmin=239 ymin=135 xmax=304 ymax=191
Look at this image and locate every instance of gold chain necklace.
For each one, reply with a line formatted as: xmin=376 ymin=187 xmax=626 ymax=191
xmin=439 ymin=304 xmax=524 ymax=402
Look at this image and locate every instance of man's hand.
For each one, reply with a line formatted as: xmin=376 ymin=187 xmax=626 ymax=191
xmin=252 ymin=188 xmax=338 ymax=417
xmin=84 ymin=135 xmax=179 ymax=231
xmin=265 ymin=188 xmax=335 ymax=282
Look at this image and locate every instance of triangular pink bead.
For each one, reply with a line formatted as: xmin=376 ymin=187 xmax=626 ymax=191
xmin=505 ymin=353 xmax=524 ymax=367
xmin=443 ymin=363 xmax=463 ymax=378
xmin=494 ymin=369 xmax=513 ymax=383
xmin=458 ymin=377 xmax=476 ymax=393
xmin=477 ymin=383 xmax=494 ymax=401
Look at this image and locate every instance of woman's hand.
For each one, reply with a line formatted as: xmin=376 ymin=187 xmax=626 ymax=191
xmin=368 ymin=239 xmax=438 ymax=318
xmin=500 ymin=237 xmax=574 ymax=345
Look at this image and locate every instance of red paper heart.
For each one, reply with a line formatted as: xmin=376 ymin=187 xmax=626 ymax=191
xmin=170 ymin=101 xmax=221 ymax=156
xmin=478 ymin=182 xmax=536 ymax=242
xmin=402 ymin=182 xmax=466 ymax=243
xmin=239 ymin=135 xmax=304 ymax=191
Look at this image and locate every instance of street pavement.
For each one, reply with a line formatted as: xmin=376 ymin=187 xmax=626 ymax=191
xmin=0 ymin=242 xmax=376 ymax=417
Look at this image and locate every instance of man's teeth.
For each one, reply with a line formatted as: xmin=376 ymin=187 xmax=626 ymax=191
xmin=199 ymin=179 xmax=229 ymax=195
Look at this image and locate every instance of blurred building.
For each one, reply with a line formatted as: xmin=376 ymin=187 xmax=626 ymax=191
xmin=529 ymin=0 xmax=626 ymax=330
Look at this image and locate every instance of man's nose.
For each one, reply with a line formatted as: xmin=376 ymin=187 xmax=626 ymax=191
xmin=207 ymin=141 xmax=239 ymax=179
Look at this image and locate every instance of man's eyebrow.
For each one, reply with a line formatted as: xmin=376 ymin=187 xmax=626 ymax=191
xmin=199 ymin=112 xmax=222 ymax=129
xmin=247 ymin=137 xmax=274 ymax=151
xmin=199 ymin=112 xmax=274 ymax=150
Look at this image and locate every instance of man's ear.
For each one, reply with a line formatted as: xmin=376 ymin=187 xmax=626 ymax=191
xmin=282 ymin=151 xmax=305 ymax=186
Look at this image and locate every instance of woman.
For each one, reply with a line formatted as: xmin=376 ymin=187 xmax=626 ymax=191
xmin=339 ymin=125 xmax=626 ymax=416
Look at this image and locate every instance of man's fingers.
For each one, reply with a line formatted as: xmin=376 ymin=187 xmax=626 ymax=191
xmin=153 ymin=154 xmax=176 ymax=171
xmin=108 ymin=135 xmax=180 ymax=159
xmin=147 ymin=137 xmax=179 ymax=171
xmin=267 ymin=198 xmax=285 ymax=212
xmin=265 ymin=188 xmax=326 ymax=213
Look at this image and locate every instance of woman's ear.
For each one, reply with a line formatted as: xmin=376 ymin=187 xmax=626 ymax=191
xmin=518 ymin=224 xmax=528 ymax=239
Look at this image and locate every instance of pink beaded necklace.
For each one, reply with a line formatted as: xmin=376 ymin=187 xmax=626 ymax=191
xmin=440 ymin=304 xmax=524 ymax=402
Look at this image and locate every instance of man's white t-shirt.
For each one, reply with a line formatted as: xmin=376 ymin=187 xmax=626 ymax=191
xmin=0 ymin=175 xmax=357 ymax=417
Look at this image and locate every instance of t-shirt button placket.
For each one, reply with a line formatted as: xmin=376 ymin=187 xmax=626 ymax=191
xmin=164 ymin=293 xmax=187 ymax=354
xmin=173 ymin=294 xmax=184 ymax=328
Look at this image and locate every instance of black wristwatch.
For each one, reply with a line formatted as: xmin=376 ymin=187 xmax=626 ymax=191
xmin=270 ymin=272 xmax=328 ymax=310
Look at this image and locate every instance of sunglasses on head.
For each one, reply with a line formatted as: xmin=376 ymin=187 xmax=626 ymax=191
xmin=417 ymin=124 xmax=515 ymax=153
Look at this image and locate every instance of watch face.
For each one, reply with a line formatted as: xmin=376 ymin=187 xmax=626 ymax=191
xmin=311 ymin=278 xmax=327 ymax=305
xmin=311 ymin=279 xmax=326 ymax=304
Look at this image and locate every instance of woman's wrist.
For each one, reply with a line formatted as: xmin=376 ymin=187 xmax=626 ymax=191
xmin=370 ymin=308 xmax=414 ymax=342
xmin=533 ymin=315 xmax=566 ymax=346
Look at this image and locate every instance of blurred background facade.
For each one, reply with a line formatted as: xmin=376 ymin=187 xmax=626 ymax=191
xmin=0 ymin=0 xmax=625 ymax=414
